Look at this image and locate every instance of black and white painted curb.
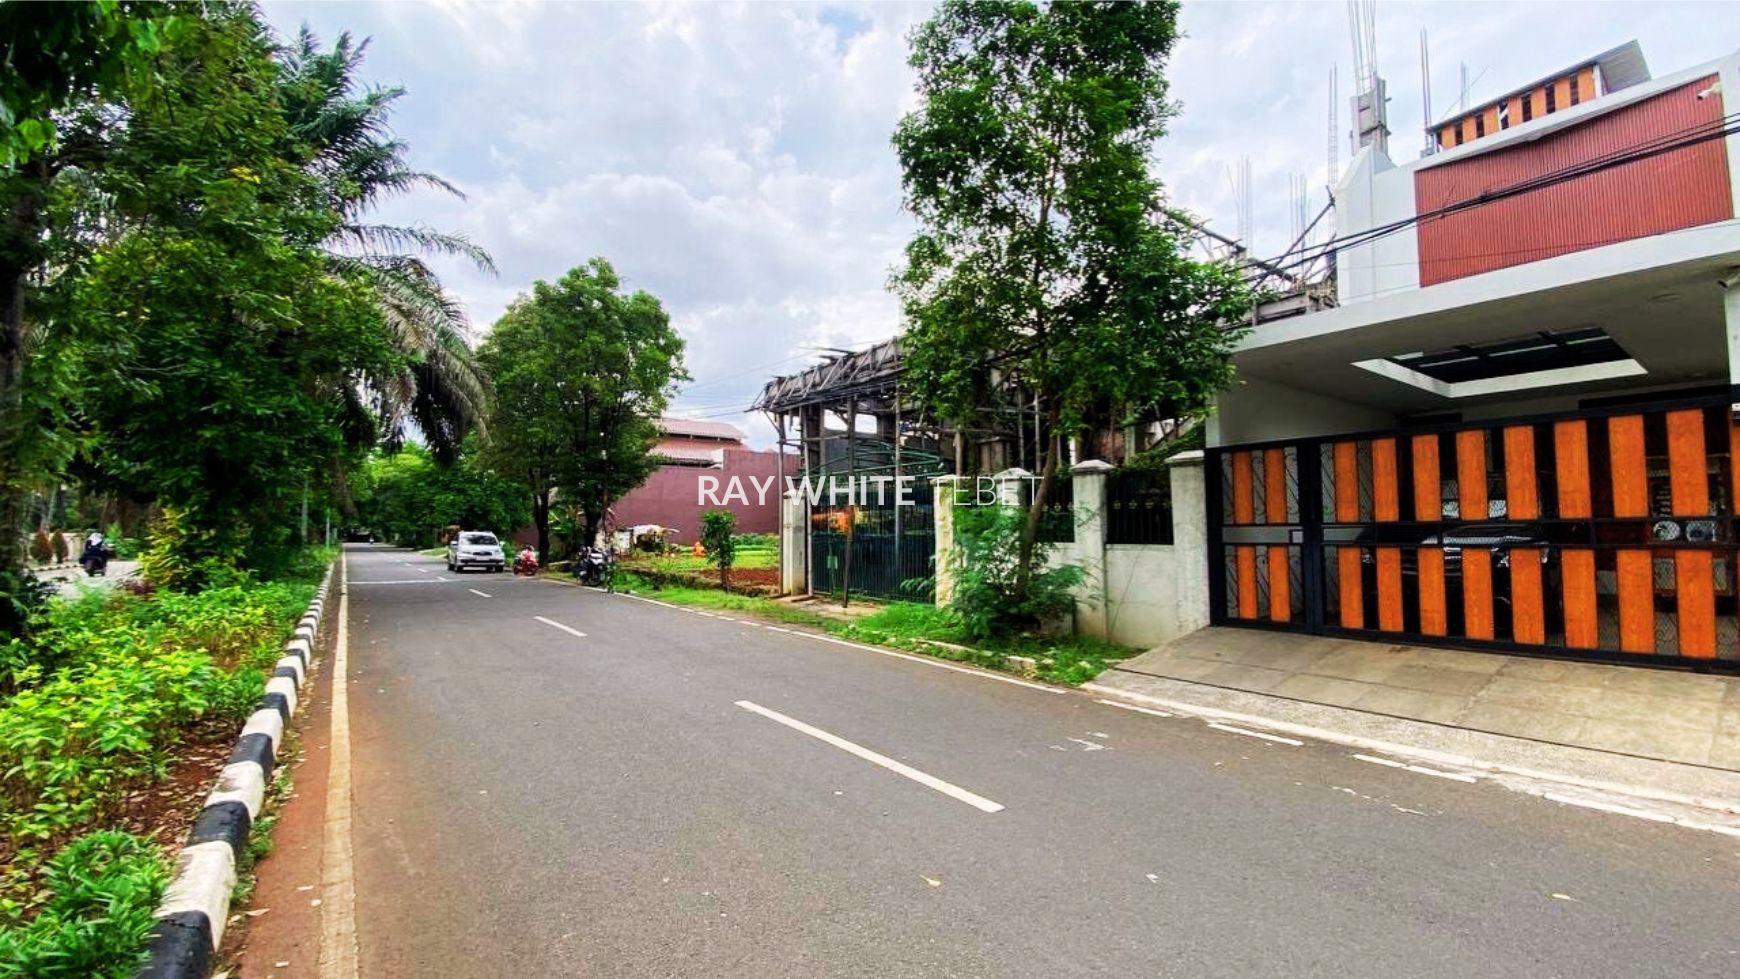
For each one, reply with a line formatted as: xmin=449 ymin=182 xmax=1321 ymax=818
xmin=136 ymin=563 xmax=336 ymax=979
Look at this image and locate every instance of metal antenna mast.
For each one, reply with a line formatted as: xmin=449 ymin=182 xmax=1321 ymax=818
xmin=1420 ymin=29 xmax=1436 ymax=156
xmin=1327 ymin=65 xmax=1339 ymax=188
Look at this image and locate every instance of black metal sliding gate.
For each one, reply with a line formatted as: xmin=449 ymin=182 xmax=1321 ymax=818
xmin=1207 ymin=394 xmax=1740 ymax=671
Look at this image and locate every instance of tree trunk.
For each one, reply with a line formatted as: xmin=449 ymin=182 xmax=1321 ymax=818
xmin=0 ymin=163 xmax=48 ymax=636
xmin=532 ymin=488 xmax=551 ymax=567
xmin=1016 ymin=402 xmax=1063 ymax=598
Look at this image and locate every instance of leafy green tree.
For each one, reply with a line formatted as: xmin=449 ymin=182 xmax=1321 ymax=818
xmin=893 ymin=1 xmax=1250 ymax=595
xmin=69 ymin=8 xmax=396 ymax=580
xmin=0 ymin=1 xmax=182 ymax=631
xmin=356 ymin=442 xmax=529 ymax=548
xmin=699 ymin=510 xmax=736 ymax=588
xmin=479 ymin=259 xmax=688 ymax=564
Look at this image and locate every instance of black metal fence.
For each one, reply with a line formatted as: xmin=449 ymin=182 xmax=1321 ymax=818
xmin=1106 ymin=470 xmax=1174 ymax=544
xmin=809 ymin=480 xmax=937 ymax=601
xmin=1036 ymin=473 xmax=1075 ymax=543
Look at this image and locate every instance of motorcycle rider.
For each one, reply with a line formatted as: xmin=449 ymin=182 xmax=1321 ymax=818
xmin=80 ymin=531 xmax=110 ymax=576
xmin=513 ymin=545 xmax=538 ymax=576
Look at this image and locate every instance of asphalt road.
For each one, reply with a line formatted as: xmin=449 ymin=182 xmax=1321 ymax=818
xmin=341 ymin=545 xmax=1740 ymax=978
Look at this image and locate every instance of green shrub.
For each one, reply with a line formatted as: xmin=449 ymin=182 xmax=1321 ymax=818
xmin=0 ymin=646 xmax=225 ymax=844
xmin=137 ymin=509 xmax=244 ymax=592
xmin=0 ymin=831 xmax=168 ymax=979
xmin=0 ymin=578 xmax=311 ymax=847
xmin=699 ymin=510 xmax=736 ymax=587
xmin=946 ymin=506 xmax=1084 ymax=641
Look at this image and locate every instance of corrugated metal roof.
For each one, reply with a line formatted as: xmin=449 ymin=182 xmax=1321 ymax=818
xmin=654 ymin=442 xmax=726 ymax=466
xmin=658 ymin=417 xmax=745 ymax=441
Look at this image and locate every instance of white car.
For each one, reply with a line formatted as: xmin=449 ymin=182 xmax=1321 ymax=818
xmin=446 ymin=532 xmax=504 ymax=573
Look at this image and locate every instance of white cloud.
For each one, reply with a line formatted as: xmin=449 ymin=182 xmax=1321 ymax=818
xmin=262 ymin=0 xmax=1740 ymax=447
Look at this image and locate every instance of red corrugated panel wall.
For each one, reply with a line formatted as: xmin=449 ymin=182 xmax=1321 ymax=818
xmin=1414 ymin=75 xmax=1732 ymax=286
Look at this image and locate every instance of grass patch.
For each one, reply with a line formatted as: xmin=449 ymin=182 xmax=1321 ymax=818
xmin=612 ymin=574 xmax=1135 ymax=685
xmin=615 ymin=574 xmax=829 ymax=627
xmin=619 ymin=549 xmax=777 ymax=575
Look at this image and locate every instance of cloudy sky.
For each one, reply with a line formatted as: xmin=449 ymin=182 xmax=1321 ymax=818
xmin=262 ymin=0 xmax=1740 ymax=446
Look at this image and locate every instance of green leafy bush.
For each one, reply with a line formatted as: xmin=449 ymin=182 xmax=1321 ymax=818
xmin=0 ymin=831 xmax=168 ymax=979
xmin=0 ymin=581 xmax=311 ymax=847
xmin=137 ymin=508 xmax=244 ymax=592
xmin=946 ymin=506 xmax=1084 ymax=641
xmin=699 ymin=510 xmax=736 ymax=587
xmin=0 ymin=647 xmax=223 ymax=844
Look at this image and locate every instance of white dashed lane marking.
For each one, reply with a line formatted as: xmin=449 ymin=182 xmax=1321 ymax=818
xmin=534 ymin=616 xmax=587 ymax=639
xmin=1207 ymin=722 xmax=1304 ymax=746
xmin=736 ymin=700 xmax=1005 ymax=813
xmin=1353 ymin=754 xmax=1479 ymax=783
xmin=1095 ymin=698 xmax=1173 ymax=718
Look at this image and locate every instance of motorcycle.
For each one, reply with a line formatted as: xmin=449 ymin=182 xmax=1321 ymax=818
xmin=513 ymin=550 xmax=539 ymax=576
xmin=80 ymin=545 xmax=112 ymax=577
xmin=575 ymin=547 xmax=610 ymax=587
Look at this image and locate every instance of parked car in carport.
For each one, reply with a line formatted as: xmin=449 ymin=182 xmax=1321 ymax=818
xmin=446 ymin=532 xmax=504 ymax=573
xmin=1346 ymin=521 xmax=1593 ymax=638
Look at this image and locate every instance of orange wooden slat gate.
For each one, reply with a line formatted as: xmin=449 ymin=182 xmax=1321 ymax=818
xmin=1555 ymin=420 xmax=1598 ymax=649
xmin=1456 ymin=430 xmax=1494 ymax=640
xmin=1232 ymin=450 xmax=1258 ymax=620
xmin=1334 ymin=441 xmax=1362 ymax=629
xmin=1667 ymin=409 xmax=1715 ymax=658
xmin=1504 ymin=426 xmax=1545 ymax=645
xmin=1412 ymin=433 xmax=1447 ymax=636
xmin=1372 ymin=438 xmax=1403 ymax=632
xmin=1609 ymin=416 xmax=1653 ymax=653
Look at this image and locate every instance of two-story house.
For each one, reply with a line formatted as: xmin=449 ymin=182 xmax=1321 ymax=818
xmin=1207 ymin=42 xmax=1740 ymax=668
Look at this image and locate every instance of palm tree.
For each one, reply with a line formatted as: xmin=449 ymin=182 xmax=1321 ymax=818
xmin=277 ymin=28 xmax=495 ymax=463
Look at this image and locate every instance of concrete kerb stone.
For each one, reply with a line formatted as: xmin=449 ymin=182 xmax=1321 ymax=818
xmin=136 ymin=562 xmax=335 ymax=979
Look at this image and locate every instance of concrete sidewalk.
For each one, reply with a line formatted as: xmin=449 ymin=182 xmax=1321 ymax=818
xmin=1088 ymin=629 xmax=1740 ymax=808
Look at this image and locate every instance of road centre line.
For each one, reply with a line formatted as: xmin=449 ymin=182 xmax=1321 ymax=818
xmin=1095 ymin=698 xmax=1174 ymax=718
xmin=1207 ymin=722 xmax=1304 ymax=746
xmin=734 ymin=700 xmax=1004 ymax=813
xmin=534 ymin=615 xmax=587 ymax=638
xmin=1354 ymin=753 xmax=1479 ymax=783
xmin=468 ymin=589 xmax=492 ymax=599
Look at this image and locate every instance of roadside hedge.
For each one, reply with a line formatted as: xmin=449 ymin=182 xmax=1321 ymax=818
xmin=0 ymin=574 xmax=316 ymax=977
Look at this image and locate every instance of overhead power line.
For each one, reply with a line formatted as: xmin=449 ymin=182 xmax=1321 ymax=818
xmin=1264 ymin=109 xmax=1740 ymax=276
